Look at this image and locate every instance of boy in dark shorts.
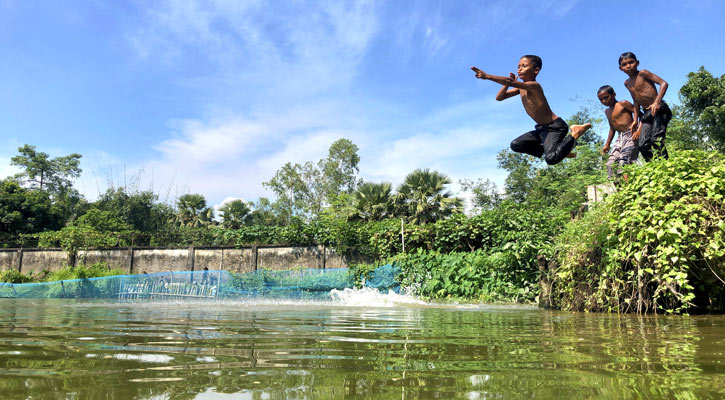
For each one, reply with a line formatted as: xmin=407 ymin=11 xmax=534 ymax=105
xmin=597 ymin=85 xmax=639 ymax=179
xmin=471 ymin=55 xmax=591 ymax=165
xmin=619 ymin=52 xmax=671 ymax=161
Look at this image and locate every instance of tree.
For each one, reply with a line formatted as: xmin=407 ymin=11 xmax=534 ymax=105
xmin=175 ymin=194 xmax=214 ymax=228
xmin=0 ymin=179 xmax=63 ymax=246
xmin=496 ymin=149 xmax=537 ymax=203
xmin=669 ymin=67 xmax=725 ymax=151
xmin=264 ymin=138 xmax=361 ymax=221
xmin=394 ymin=169 xmax=463 ymax=224
xmin=219 ymin=199 xmax=251 ymax=229
xmin=321 ymin=138 xmax=361 ymax=199
xmin=247 ymin=197 xmax=289 ymax=226
xmin=10 ymin=145 xmax=85 ymax=225
xmin=352 ymin=182 xmax=393 ymax=221
xmin=94 ymin=188 xmax=159 ymax=232
xmin=11 ymin=145 xmax=82 ymax=194
xmin=459 ymin=178 xmax=502 ymax=211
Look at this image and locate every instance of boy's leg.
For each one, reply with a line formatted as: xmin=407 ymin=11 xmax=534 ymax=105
xmin=619 ymin=145 xmax=637 ymax=175
xmin=510 ymin=129 xmax=545 ymax=158
xmin=651 ymin=102 xmax=672 ymax=160
xmin=541 ymin=120 xmax=590 ymax=165
xmin=638 ymin=120 xmax=654 ymax=162
xmin=606 ymin=151 xmax=619 ymax=179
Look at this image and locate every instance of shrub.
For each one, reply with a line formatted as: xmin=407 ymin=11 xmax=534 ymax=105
xmin=552 ymin=150 xmax=725 ymax=314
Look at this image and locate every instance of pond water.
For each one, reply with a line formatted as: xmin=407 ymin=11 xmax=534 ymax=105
xmin=0 ymin=289 xmax=724 ymax=399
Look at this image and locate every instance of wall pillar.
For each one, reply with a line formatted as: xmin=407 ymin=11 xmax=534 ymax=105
xmin=188 ymin=246 xmax=196 ymax=271
xmin=16 ymin=249 xmax=23 ymax=272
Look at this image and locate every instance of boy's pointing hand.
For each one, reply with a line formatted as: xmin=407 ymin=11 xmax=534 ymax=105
xmin=508 ymin=72 xmax=517 ymax=82
xmin=471 ymin=66 xmax=487 ymax=79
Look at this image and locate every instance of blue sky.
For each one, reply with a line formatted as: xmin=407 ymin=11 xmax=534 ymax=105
xmin=1 ymin=0 xmax=723 ymax=210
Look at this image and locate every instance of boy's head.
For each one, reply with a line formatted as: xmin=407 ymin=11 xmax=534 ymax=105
xmin=597 ymin=85 xmax=616 ymax=107
xmin=518 ymin=55 xmax=542 ymax=80
xmin=618 ymin=51 xmax=639 ymax=74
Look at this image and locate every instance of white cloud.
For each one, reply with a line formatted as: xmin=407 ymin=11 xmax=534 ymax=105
xmin=88 ymin=0 xmax=569 ymax=206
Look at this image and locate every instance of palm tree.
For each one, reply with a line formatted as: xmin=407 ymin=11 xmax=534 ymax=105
xmin=219 ymin=199 xmax=251 ymax=229
xmin=176 ymin=194 xmax=214 ymax=228
xmin=394 ymin=169 xmax=463 ymax=224
xmin=352 ymin=182 xmax=393 ymax=221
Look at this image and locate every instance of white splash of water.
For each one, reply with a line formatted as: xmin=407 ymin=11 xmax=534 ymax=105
xmin=329 ymin=287 xmax=429 ymax=308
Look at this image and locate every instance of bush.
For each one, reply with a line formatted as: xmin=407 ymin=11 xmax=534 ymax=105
xmin=0 ymin=269 xmax=34 ymax=283
xmin=393 ymin=248 xmax=538 ymax=303
xmin=552 ymin=150 xmax=725 ymax=314
xmin=44 ymin=263 xmax=126 ymax=282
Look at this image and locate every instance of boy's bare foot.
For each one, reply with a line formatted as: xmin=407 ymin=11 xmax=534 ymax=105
xmin=570 ymin=123 xmax=592 ymax=140
xmin=566 ymin=152 xmax=577 ymax=159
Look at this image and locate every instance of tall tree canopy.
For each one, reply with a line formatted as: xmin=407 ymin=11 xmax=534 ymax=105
xmin=264 ymin=138 xmax=361 ymax=221
xmin=669 ymin=67 xmax=725 ymax=151
xmin=11 ymin=145 xmax=82 ymax=195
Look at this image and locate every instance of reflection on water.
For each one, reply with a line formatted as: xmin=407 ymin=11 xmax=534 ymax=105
xmin=0 ymin=296 xmax=724 ymax=399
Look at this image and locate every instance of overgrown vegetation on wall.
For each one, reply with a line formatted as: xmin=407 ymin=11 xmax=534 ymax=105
xmin=551 ymin=150 xmax=725 ymax=314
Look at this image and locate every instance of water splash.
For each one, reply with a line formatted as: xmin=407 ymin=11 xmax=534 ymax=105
xmin=330 ymin=287 xmax=429 ymax=308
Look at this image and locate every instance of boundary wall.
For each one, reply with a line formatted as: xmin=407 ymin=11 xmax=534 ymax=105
xmin=0 ymin=245 xmax=369 ymax=275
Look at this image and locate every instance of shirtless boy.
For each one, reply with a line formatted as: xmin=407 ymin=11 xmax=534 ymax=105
xmin=597 ymin=85 xmax=639 ymax=179
xmin=471 ymin=55 xmax=591 ymax=165
xmin=619 ymin=52 xmax=671 ymax=161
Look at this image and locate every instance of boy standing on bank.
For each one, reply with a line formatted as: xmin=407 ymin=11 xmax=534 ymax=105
xmin=619 ymin=52 xmax=671 ymax=161
xmin=597 ymin=85 xmax=639 ymax=179
xmin=471 ymin=55 xmax=591 ymax=165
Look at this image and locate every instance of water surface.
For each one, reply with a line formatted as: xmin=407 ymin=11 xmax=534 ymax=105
xmin=1 ymin=291 xmax=723 ymax=399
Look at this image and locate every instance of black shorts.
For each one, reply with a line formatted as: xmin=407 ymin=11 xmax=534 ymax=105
xmin=510 ymin=118 xmax=576 ymax=165
xmin=639 ymin=102 xmax=672 ymax=161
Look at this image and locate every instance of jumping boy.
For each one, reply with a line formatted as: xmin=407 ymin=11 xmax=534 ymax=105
xmin=471 ymin=55 xmax=591 ymax=165
xmin=597 ymin=85 xmax=639 ymax=179
xmin=619 ymin=52 xmax=671 ymax=161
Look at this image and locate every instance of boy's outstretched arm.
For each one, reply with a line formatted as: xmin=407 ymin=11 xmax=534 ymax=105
xmin=471 ymin=67 xmax=521 ymax=100
xmin=641 ymin=70 xmax=668 ymax=115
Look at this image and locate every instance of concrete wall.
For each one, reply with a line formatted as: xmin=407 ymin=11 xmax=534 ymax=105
xmin=78 ymin=248 xmax=131 ymax=271
xmin=0 ymin=250 xmax=20 ymax=271
xmin=16 ymin=249 xmax=68 ymax=276
xmin=0 ymin=245 xmax=369 ymax=275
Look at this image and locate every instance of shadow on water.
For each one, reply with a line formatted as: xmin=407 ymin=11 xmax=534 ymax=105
xmin=0 ymin=297 xmax=724 ymax=399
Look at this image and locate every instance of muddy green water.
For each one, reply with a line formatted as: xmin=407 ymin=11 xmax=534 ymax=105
xmin=0 ymin=298 xmax=723 ymax=399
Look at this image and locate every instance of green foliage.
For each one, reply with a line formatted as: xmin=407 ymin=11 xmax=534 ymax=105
xmin=351 ymin=182 xmax=393 ymax=221
xmin=0 ymin=269 xmax=34 ymax=283
xmin=176 ymin=193 xmax=214 ymax=228
xmin=94 ymin=188 xmax=165 ymax=233
xmin=44 ymin=263 xmax=125 ymax=282
xmin=0 ymin=263 xmax=124 ymax=284
xmin=263 ymin=139 xmax=361 ymax=221
xmin=219 ymin=199 xmax=251 ymax=229
xmin=669 ymin=67 xmax=725 ymax=152
xmin=35 ymin=224 xmax=140 ymax=253
xmin=393 ymin=168 xmax=463 ymax=224
xmin=393 ymin=249 xmax=537 ymax=302
xmin=10 ymin=144 xmax=82 ymax=194
xmin=0 ymin=179 xmax=63 ymax=246
xmin=459 ymin=178 xmax=502 ymax=211
xmin=552 ymin=150 xmax=725 ymax=314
